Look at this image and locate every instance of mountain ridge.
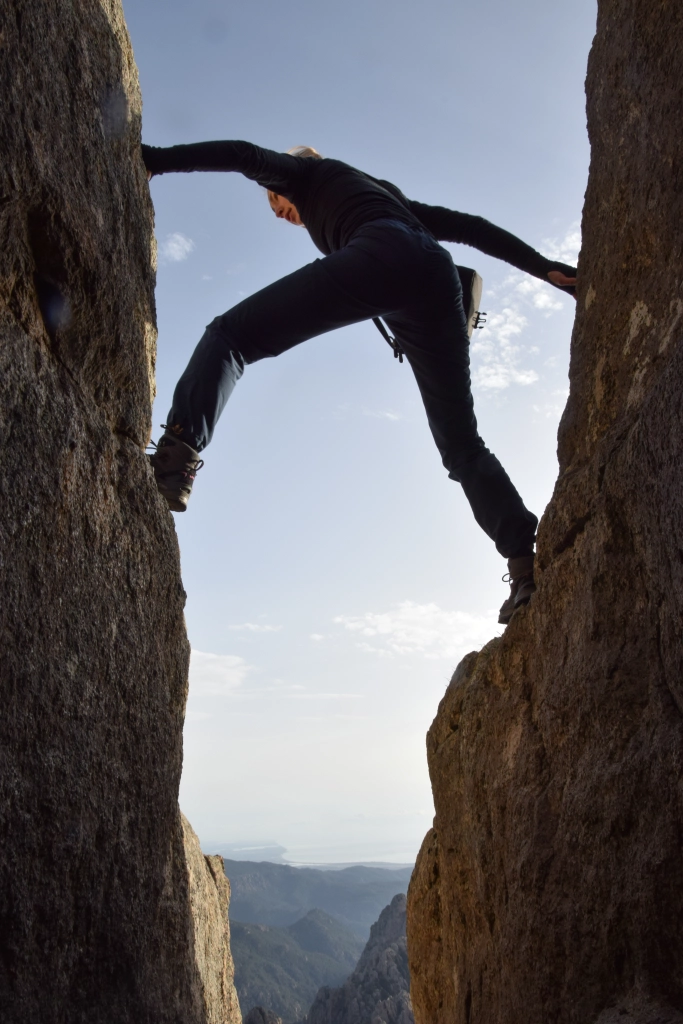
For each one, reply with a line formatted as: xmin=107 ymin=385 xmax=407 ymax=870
xmin=224 ymin=858 xmax=413 ymax=939
xmin=307 ymin=894 xmax=414 ymax=1024
xmin=232 ymin=908 xmax=365 ymax=1023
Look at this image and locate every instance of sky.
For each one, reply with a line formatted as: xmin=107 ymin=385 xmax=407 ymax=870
xmin=125 ymin=0 xmax=597 ymax=863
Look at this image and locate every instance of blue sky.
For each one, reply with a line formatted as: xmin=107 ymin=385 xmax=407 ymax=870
xmin=125 ymin=0 xmax=597 ymax=862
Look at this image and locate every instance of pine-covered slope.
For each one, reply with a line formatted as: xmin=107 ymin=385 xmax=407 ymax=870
xmin=225 ymin=860 xmax=412 ymax=939
xmin=307 ymin=895 xmax=414 ymax=1024
xmin=232 ymin=910 xmax=364 ymax=1023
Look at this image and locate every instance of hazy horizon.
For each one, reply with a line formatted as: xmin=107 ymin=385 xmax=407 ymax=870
xmin=203 ymin=838 xmax=419 ymax=867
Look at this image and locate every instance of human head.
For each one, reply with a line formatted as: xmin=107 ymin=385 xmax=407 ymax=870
xmin=268 ymin=146 xmax=322 ymax=226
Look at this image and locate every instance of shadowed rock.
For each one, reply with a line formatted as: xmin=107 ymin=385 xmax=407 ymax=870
xmin=0 ymin=1 xmax=240 ymax=1021
xmin=407 ymin=2 xmax=683 ymax=1024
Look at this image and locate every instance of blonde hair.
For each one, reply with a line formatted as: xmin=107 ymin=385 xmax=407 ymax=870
xmin=287 ymin=145 xmax=322 ymax=159
xmin=267 ymin=146 xmax=322 ymax=205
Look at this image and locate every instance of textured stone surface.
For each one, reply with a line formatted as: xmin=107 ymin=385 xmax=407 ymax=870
xmin=182 ymin=815 xmax=242 ymax=1024
xmin=406 ymin=2 xmax=683 ymax=1023
xmin=307 ymin=895 xmax=414 ymax=1024
xmin=0 ymin=1 xmax=238 ymax=1021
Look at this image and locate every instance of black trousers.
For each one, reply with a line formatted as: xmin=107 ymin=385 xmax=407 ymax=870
xmin=167 ymin=218 xmax=537 ymax=558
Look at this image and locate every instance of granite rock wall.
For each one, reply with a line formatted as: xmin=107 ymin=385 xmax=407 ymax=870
xmin=182 ymin=815 xmax=242 ymax=1024
xmin=0 ymin=2 xmax=239 ymax=1020
xmin=407 ymin=1 xmax=683 ymax=1022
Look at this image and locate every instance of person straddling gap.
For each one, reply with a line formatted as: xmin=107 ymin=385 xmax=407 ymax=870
xmin=141 ymin=141 xmax=577 ymax=625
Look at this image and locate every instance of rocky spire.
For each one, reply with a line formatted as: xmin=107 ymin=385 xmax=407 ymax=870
xmin=307 ymin=895 xmax=414 ymax=1024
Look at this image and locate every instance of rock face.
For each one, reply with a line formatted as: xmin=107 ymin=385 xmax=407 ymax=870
xmin=307 ymin=895 xmax=414 ymax=1024
xmin=407 ymin=3 xmax=683 ymax=1024
xmin=182 ymin=816 xmax=243 ymax=1024
xmin=0 ymin=2 xmax=239 ymax=1021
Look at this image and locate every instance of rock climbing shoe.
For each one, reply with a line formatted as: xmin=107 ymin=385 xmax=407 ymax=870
xmin=148 ymin=431 xmax=204 ymax=512
xmin=498 ymin=554 xmax=536 ymax=625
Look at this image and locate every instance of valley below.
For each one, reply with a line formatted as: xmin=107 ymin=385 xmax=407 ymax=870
xmin=223 ymin=859 xmax=414 ymax=1023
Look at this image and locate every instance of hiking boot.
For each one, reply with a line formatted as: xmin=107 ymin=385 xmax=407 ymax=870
xmin=148 ymin=431 xmax=204 ymax=512
xmin=498 ymin=554 xmax=536 ymax=625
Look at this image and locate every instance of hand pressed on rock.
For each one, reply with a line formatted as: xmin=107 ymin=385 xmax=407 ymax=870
xmin=547 ymin=270 xmax=577 ymax=298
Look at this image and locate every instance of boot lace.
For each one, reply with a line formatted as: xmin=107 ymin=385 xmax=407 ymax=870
xmin=146 ymin=437 xmax=204 ymax=475
xmin=502 ymin=570 xmax=534 ymax=585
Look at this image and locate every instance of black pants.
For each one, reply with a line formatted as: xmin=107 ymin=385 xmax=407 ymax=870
xmin=167 ymin=218 xmax=537 ymax=558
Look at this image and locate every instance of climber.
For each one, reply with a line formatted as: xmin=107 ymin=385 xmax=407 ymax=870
xmin=141 ymin=141 xmax=577 ymax=624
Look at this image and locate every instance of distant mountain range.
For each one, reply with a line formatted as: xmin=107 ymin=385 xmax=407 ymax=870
xmin=231 ymin=909 xmax=364 ymax=1023
xmin=237 ymin=896 xmax=415 ymax=1024
xmin=223 ymin=859 xmax=413 ymax=940
xmin=307 ymin=894 xmax=414 ymax=1024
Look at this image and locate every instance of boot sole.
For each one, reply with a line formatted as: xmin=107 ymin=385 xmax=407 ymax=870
xmin=498 ymin=594 xmax=532 ymax=626
xmin=157 ymin=488 xmax=189 ymax=513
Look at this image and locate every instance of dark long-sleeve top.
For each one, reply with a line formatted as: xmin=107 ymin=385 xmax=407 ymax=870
xmin=142 ymin=141 xmax=577 ymax=290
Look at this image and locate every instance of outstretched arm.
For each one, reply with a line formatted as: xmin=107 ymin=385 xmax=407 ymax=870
xmin=406 ymin=199 xmax=577 ymax=297
xmin=141 ymin=140 xmax=308 ymax=196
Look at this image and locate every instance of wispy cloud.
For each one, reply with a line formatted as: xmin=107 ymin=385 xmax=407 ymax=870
xmin=469 ymin=223 xmax=580 ymax=393
xmin=189 ymin=649 xmax=251 ymax=695
xmin=514 ymin=277 xmax=563 ymax=312
xmin=471 ymin=306 xmax=538 ymax=390
xmin=332 ymin=403 xmax=405 ymax=422
xmin=363 ymin=409 xmax=401 ymax=421
xmin=334 ymin=601 xmax=494 ymax=660
xmin=541 ymin=223 xmax=581 ymax=265
xmin=533 ymin=388 xmax=570 ymax=419
xmin=159 ymin=232 xmax=195 ymax=263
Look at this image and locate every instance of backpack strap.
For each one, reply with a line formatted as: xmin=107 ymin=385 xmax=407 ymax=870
xmin=372 ymin=317 xmax=404 ymax=362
